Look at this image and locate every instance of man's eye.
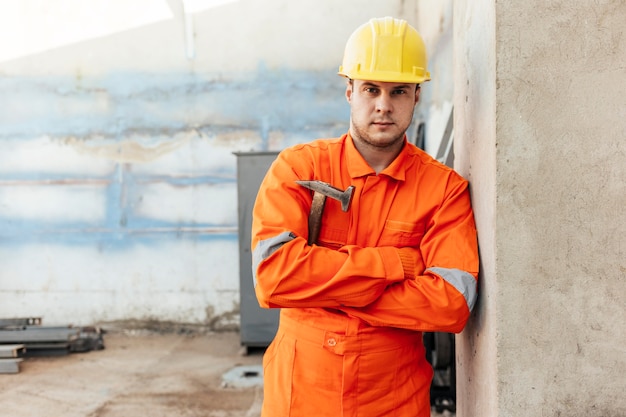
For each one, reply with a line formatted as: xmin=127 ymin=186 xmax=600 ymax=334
xmin=365 ymin=88 xmax=378 ymax=94
xmin=393 ymin=89 xmax=407 ymax=95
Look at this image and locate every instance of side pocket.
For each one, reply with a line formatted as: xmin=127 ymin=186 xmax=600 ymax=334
xmin=262 ymin=330 xmax=295 ymax=416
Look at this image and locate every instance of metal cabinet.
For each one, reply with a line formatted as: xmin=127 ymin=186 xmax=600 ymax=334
xmin=235 ymin=151 xmax=280 ymax=350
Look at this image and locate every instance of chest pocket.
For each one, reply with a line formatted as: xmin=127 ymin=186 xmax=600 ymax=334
xmin=378 ymin=219 xmax=425 ymax=247
xmin=317 ymin=223 xmax=348 ymax=250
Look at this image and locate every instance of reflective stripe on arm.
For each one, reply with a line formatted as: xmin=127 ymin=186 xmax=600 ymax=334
xmin=427 ymin=267 xmax=478 ymax=312
xmin=251 ymin=231 xmax=296 ymax=286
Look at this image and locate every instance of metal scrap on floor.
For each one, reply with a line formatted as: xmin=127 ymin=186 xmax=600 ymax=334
xmin=0 ymin=317 xmax=105 ymax=374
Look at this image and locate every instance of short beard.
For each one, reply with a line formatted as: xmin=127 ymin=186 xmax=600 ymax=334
xmin=349 ymin=119 xmax=406 ymax=151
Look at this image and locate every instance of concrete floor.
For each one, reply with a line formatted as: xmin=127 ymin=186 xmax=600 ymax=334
xmin=0 ymin=328 xmax=454 ymax=417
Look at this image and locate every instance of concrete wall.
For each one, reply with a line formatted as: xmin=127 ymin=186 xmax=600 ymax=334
xmin=0 ymin=0 xmax=421 ymax=327
xmin=455 ymin=1 xmax=626 ymax=416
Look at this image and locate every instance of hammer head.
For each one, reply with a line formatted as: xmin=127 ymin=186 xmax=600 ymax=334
xmin=296 ymin=180 xmax=355 ymax=212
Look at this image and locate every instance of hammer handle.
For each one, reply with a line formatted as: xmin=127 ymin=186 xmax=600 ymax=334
xmin=307 ymin=192 xmax=327 ymax=245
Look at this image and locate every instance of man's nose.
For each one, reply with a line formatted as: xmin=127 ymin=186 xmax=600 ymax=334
xmin=375 ymin=93 xmax=393 ymax=112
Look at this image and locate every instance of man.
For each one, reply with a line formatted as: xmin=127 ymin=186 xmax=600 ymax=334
xmin=251 ymin=16 xmax=478 ymax=417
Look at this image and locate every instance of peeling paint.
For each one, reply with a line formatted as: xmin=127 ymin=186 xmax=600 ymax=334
xmin=63 ymin=130 xmax=195 ymax=163
xmin=0 ymin=70 xmax=349 ymax=142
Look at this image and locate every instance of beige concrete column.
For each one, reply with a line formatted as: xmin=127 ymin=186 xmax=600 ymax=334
xmin=453 ymin=1 xmax=626 ymax=416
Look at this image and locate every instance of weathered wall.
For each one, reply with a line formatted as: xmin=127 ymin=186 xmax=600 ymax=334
xmin=0 ymin=0 xmax=420 ymax=327
xmin=415 ymin=1 xmax=454 ymax=156
xmin=455 ymin=0 xmax=626 ymax=416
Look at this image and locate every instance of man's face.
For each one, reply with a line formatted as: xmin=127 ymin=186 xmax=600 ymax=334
xmin=346 ymin=79 xmax=420 ymax=150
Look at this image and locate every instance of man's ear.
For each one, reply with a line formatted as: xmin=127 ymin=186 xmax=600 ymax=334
xmin=414 ymin=86 xmax=421 ymax=105
xmin=345 ymin=80 xmax=353 ymax=103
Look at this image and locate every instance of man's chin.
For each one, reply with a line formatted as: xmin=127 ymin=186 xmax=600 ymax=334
xmin=367 ymin=135 xmax=404 ymax=149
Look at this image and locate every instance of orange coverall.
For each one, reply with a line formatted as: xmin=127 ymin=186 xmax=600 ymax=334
xmin=251 ymin=133 xmax=479 ymax=417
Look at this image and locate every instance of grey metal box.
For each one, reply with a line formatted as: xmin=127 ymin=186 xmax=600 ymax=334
xmin=235 ymin=152 xmax=280 ymax=349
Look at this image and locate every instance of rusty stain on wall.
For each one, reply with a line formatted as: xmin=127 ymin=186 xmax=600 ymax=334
xmin=63 ymin=130 xmax=195 ymax=163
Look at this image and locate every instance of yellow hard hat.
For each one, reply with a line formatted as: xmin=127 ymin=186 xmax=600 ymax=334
xmin=338 ymin=17 xmax=431 ymax=84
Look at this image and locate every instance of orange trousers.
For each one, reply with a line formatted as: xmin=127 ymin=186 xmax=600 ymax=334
xmin=262 ymin=313 xmax=433 ymax=417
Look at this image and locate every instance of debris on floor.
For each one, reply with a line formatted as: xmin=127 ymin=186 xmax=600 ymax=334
xmin=221 ymin=364 xmax=264 ymax=388
xmin=0 ymin=344 xmax=25 ymax=374
xmin=0 ymin=317 xmax=105 ymax=373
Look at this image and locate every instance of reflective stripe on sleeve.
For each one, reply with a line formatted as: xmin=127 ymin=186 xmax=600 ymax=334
xmin=251 ymin=231 xmax=296 ymax=287
xmin=427 ymin=267 xmax=478 ymax=312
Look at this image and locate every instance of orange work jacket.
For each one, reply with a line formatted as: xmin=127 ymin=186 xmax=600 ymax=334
xmin=251 ymin=133 xmax=479 ymax=417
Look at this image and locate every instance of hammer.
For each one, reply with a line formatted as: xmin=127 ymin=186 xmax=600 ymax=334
xmin=296 ymin=180 xmax=355 ymax=245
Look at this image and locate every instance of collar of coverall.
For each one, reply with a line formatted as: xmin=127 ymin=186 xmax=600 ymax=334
xmin=345 ymin=132 xmax=410 ymax=181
